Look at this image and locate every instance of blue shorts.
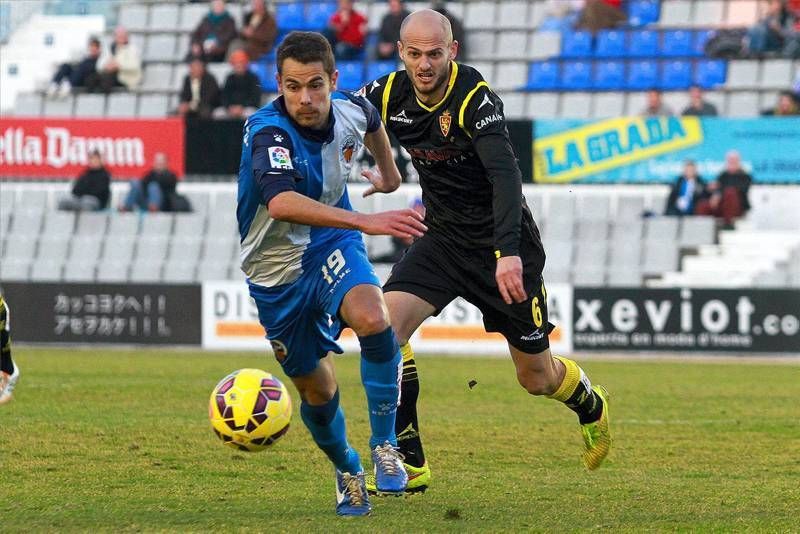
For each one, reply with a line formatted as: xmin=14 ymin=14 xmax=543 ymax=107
xmin=248 ymin=235 xmax=379 ymax=377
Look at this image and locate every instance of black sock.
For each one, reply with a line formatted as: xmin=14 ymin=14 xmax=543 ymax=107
xmin=0 ymin=300 xmax=13 ymax=375
xmin=395 ymin=344 xmax=425 ymax=468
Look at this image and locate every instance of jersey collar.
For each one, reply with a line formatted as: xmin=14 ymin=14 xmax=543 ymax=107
xmin=273 ymin=95 xmax=336 ymax=144
xmin=414 ymin=61 xmax=459 ymax=113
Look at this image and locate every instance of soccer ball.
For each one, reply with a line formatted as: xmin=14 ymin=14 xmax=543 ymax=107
xmin=209 ymin=368 xmax=292 ymax=452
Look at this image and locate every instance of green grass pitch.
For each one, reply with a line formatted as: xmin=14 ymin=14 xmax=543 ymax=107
xmin=1 ymin=348 xmax=798 ymax=531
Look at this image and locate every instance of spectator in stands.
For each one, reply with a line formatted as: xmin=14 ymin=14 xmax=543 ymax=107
xmin=783 ymin=0 xmax=800 ymax=57
xmin=237 ymin=0 xmax=278 ymax=61
xmin=376 ymin=0 xmax=410 ymax=59
xmin=641 ymin=89 xmax=673 ymax=116
xmin=190 ymin=0 xmax=238 ymax=63
xmin=576 ymin=0 xmax=626 ymax=33
xmin=431 ymin=1 xmax=467 ymax=59
xmin=746 ymin=0 xmax=791 ymax=56
xmin=695 ymin=150 xmax=752 ymax=229
xmin=119 ymin=152 xmax=178 ymax=213
xmin=664 ymin=160 xmax=708 ymax=217
xmin=47 ymin=36 xmax=102 ymax=98
xmin=178 ymin=57 xmax=221 ymax=119
xmin=682 ymin=85 xmax=719 ymax=116
xmin=88 ymin=26 xmax=141 ymax=93
xmin=371 ymin=197 xmax=426 ymax=263
xmin=327 ymin=0 xmax=368 ymax=60
xmin=57 ymin=150 xmax=111 ymax=212
xmin=217 ymin=50 xmax=261 ymax=118
xmin=761 ymin=90 xmax=800 ymax=115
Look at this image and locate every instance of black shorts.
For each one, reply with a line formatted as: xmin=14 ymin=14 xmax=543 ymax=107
xmin=383 ymin=233 xmax=554 ymax=354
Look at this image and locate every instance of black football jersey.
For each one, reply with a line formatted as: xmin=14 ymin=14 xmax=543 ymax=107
xmin=363 ymin=62 xmax=541 ymax=259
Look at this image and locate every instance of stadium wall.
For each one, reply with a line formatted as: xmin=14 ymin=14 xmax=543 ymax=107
xmin=4 ymin=281 xmax=799 ymax=354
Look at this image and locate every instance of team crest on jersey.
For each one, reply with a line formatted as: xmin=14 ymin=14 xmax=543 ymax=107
xmin=439 ymin=110 xmax=452 ymax=137
xmin=341 ymin=135 xmax=357 ymax=165
xmin=270 ymin=340 xmax=288 ymax=362
xmin=268 ymin=146 xmax=293 ymax=169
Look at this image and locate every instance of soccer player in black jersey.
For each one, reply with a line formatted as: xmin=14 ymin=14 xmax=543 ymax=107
xmin=0 ymin=293 xmax=20 ymax=404
xmin=362 ymin=10 xmax=612 ymax=492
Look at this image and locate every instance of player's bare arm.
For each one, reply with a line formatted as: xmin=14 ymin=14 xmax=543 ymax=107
xmin=361 ymin=123 xmax=402 ymax=197
xmin=268 ymin=191 xmax=426 ymax=239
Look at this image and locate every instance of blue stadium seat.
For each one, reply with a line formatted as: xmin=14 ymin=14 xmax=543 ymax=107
xmin=525 ymin=61 xmax=560 ymax=90
xmin=561 ymin=60 xmax=592 ymax=90
xmin=692 ymin=30 xmax=714 ymax=57
xmin=660 ymin=60 xmax=692 ymax=89
xmin=595 ymin=30 xmax=626 ymax=58
xmin=250 ymin=62 xmax=278 ymax=92
xmin=276 ymin=3 xmax=307 ymax=31
xmin=628 ymin=0 xmax=661 ymax=26
xmin=561 ymin=30 xmax=593 ymax=58
xmin=626 ymin=60 xmax=658 ymax=89
xmin=694 ymin=60 xmax=727 ymax=88
xmin=366 ymin=61 xmax=397 ymax=83
xmin=628 ymin=30 xmax=659 ymax=58
xmin=337 ymin=61 xmax=365 ymax=90
xmin=306 ymin=3 xmax=336 ymax=30
xmin=593 ymin=61 xmax=625 ymax=90
xmin=661 ymin=30 xmax=692 ymax=57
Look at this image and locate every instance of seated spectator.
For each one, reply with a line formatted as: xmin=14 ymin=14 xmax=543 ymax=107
xmin=695 ymin=150 xmax=752 ymax=229
xmin=682 ymin=85 xmax=719 ymax=116
xmin=783 ymin=0 xmax=800 ymax=57
xmin=376 ymin=0 xmax=410 ymax=59
xmin=576 ymin=0 xmax=626 ymax=33
xmin=664 ymin=160 xmax=708 ymax=216
xmin=761 ymin=90 xmax=800 ymax=115
xmin=327 ymin=0 xmax=367 ymax=60
xmin=58 ymin=150 xmax=111 ymax=212
xmin=238 ymin=0 xmax=278 ymax=61
xmin=87 ymin=26 xmax=141 ymax=93
xmin=746 ymin=0 xmax=791 ymax=56
xmin=216 ymin=50 xmax=261 ymax=118
xmin=178 ymin=57 xmax=221 ymax=119
xmin=431 ymin=0 xmax=467 ymax=59
xmin=189 ymin=0 xmax=237 ymax=63
xmin=641 ymin=89 xmax=674 ymax=116
xmin=47 ymin=36 xmax=101 ymax=98
xmin=371 ymin=197 xmax=425 ymax=263
xmin=119 ymin=153 xmax=178 ymax=212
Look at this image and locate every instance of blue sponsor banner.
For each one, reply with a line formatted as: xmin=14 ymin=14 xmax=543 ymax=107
xmin=534 ymin=117 xmax=800 ymax=184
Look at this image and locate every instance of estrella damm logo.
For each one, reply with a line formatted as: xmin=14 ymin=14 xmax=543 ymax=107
xmin=533 ymin=116 xmax=703 ymax=183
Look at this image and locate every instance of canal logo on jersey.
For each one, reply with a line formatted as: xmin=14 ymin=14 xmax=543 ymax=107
xmin=439 ymin=110 xmax=452 ymax=137
xmin=268 ymin=146 xmax=293 ymax=169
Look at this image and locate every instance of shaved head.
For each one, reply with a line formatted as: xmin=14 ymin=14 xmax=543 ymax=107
xmin=400 ymin=9 xmax=453 ymax=44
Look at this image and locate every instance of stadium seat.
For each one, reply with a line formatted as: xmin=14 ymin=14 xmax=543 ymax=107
xmin=251 ymin=62 xmax=278 ymax=92
xmin=694 ymin=60 xmax=727 ymax=89
xmin=366 ymin=61 xmax=398 ymax=83
xmin=726 ymin=60 xmax=759 ymax=89
xmin=525 ymin=61 xmax=559 ymax=90
xmin=73 ymin=94 xmax=106 ymax=117
xmin=276 ymin=3 xmax=307 ymax=31
xmin=560 ymin=30 xmax=593 ymax=58
xmin=572 ymin=267 xmax=606 ymax=286
xmin=526 ymin=92 xmax=559 ymax=118
xmin=660 ymin=30 xmax=692 ymax=57
xmin=167 ymin=235 xmax=202 ymax=264
xmin=162 ymin=261 xmax=197 ymax=283
xmin=63 ymin=260 xmax=95 ymax=282
xmin=142 ymin=64 xmax=174 ymax=92
xmin=197 ymin=261 xmax=230 ymax=281
xmin=96 ymin=262 xmax=129 ymax=282
xmin=306 ymin=3 xmax=337 ymax=30
xmin=464 ymin=1 xmax=496 ymax=29
xmin=628 ymin=30 xmax=659 ymax=58
xmin=607 ymin=268 xmax=642 ymax=286
xmin=561 ymin=61 xmax=592 ymax=90
xmin=594 ymin=30 xmax=626 ymax=58
xmin=4 ymin=234 xmax=37 ymax=264
xmin=30 ymin=260 xmax=62 ymax=282
xmin=609 ymin=235 xmax=643 ymax=268
xmin=101 ymin=236 xmax=136 ymax=265
xmin=336 ymin=61 xmax=365 ymax=91
xmin=208 ymin=63 xmax=232 ymax=85
xmin=529 ymin=31 xmax=562 ymax=59
xmin=107 ymin=214 xmax=140 ymax=237
xmin=129 ymin=259 xmax=162 ymax=283
xmin=580 ymin=196 xmax=612 ymax=222
xmin=642 ymin=241 xmax=678 ymax=273
xmin=179 ymin=4 xmax=204 ymax=31
xmin=576 ymin=220 xmax=610 ymax=241
xmin=591 ymin=92 xmax=625 ymax=117
xmin=724 ymin=0 xmax=759 ymax=27
xmin=140 ymin=213 xmax=173 ymax=235
xmin=497 ymin=32 xmax=529 ymax=60
xmin=14 ymin=93 xmax=42 ymax=116
xmin=118 ymin=4 xmax=149 ymax=32
xmin=41 ymin=212 xmax=76 ymax=238
xmin=593 ymin=61 xmax=625 ymax=90
xmin=69 ymin=236 xmax=102 ymax=263
xmin=679 ymin=217 xmax=716 ymax=247
xmin=627 ymin=0 xmax=661 ymax=26
xmin=501 ymin=92 xmax=527 ymax=119
xmin=497 ymin=1 xmax=529 ymax=29
xmin=0 ymin=259 xmax=30 ymax=281
xmin=149 ymin=4 xmax=180 ymax=32
xmin=144 ymin=34 xmax=177 ymax=63
xmin=467 ymin=31 xmax=496 ymax=61
xmin=43 ymin=96 xmax=74 ymax=117
xmin=560 ymin=92 xmax=592 ymax=118
xmin=548 ymin=194 xmax=576 ymax=226
xmin=528 ymin=1 xmax=547 ymax=28
xmin=494 ymin=62 xmax=528 ymax=91
xmin=626 ymin=60 xmax=658 ymax=90
xmin=137 ymin=94 xmax=169 ymax=118
xmin=660 ymin=60 xmax=692 ymax=90
xmin=644 ymin=217 xmax=679 ymax=240
xmin=658 ymin=0 xmax=691 ymax=26
xmin=76 ymin=212 xmax=108 ymax=236
xmin=107 ymin=93 xmax=137 ymax=118
xmin=726 ymin=91 xmax=759 ymax=117
xmin=692 ymin=1 xmax=724 ymax=27
xmin=759 ymin=60 xmax=793 ymax=89
xmin=692 ymin=30 xmax=713 ymax=57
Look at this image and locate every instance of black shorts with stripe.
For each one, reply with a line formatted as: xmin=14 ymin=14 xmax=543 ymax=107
xmin=383 ymin=233 xmax=554 ymax=354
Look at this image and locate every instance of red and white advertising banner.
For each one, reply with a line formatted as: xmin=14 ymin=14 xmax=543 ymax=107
xmin=0 ymin=118 xmax=185 ymax=178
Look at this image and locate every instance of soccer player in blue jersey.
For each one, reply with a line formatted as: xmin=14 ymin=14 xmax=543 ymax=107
xmin=236 ymin=31 xmax=427 ymax=517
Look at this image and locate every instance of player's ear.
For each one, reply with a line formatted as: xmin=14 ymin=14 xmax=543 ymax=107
xmin=275 ymin=72 xmax=282 ymax=94
xmin=329 ymin=69 xmax=339 ymax=91
xmin=397 ymin=40 xmax=405 ymax=60
xmin=449 ymin=40 xmax=458 ymax=61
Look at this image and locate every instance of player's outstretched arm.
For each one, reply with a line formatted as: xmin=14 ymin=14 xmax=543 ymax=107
xmin=361 ymin=124 xmax=402 ymax=197
xmin=269 ymin=191 xmax=426 ymax=239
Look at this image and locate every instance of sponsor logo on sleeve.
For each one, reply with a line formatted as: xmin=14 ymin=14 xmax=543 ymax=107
xmin=268 ymin=146 xmax=293 ymax=169
xmin=477 ymin=93 xmax=493 ymax=111
xmin=475 ymin=112 xmax=503 ymax=131
xmin=389 ymin=109 xmax=413 ymax=124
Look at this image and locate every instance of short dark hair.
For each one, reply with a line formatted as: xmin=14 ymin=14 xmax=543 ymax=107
xmin=89 ymin=36 xmax=101 ymax=47
xmin=276 ymin=31 xmax=335 ymax=77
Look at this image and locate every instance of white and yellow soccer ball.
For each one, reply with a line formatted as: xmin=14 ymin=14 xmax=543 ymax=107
xmin=209 ymin=368 xmax=292 ymax=452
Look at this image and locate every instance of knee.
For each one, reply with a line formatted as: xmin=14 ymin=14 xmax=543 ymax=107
xmin=517 ymin=369 xmax=559 ymax=396
xmin=348 ymin=307 xmax=391 ymax=337
xmin=297 ymin=381 xmax=337 ymax=405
